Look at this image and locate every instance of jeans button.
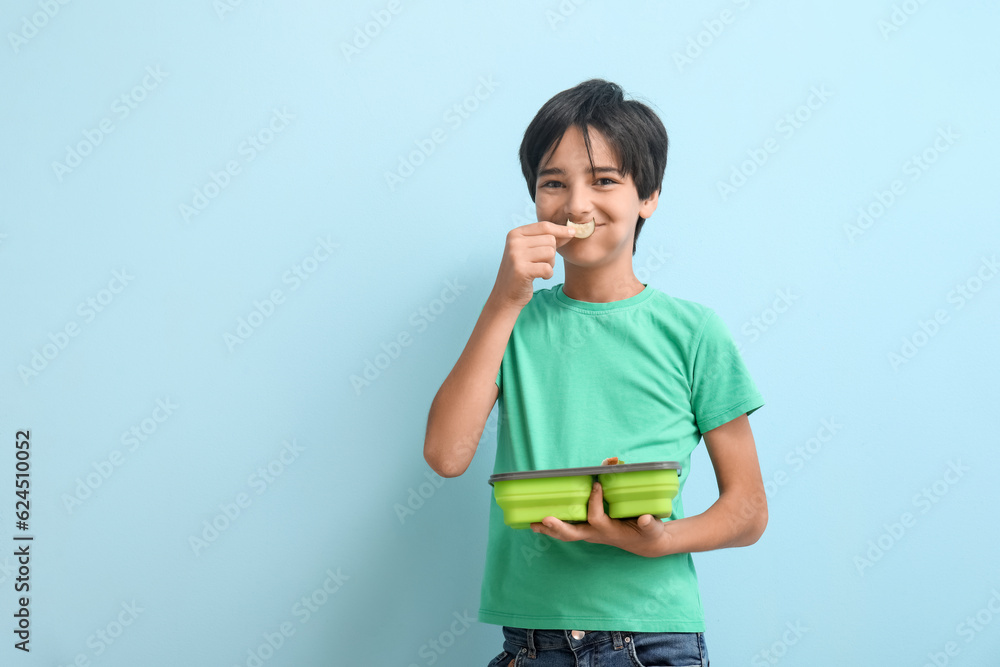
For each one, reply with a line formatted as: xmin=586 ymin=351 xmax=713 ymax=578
xmin=571 ymin=630 xmax=585 ymax=640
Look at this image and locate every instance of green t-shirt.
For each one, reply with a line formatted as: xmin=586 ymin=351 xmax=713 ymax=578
xmin=478 ymin=283 xmax=764 ymax=632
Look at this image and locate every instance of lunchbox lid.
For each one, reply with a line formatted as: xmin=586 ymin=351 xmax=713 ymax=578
xmin=488 ymin=461 xmax=681 ymax=485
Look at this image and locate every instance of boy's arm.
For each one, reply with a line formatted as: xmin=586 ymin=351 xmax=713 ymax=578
xmin=422 ymin=299 xmax=515 ymax=478
xmin=423 ymin=221 xmax=577 ymax=478
xmin=658 ymin=413 xmax=768 ymax=552
xmin=531 ymin=414 xmax=767 ymax=557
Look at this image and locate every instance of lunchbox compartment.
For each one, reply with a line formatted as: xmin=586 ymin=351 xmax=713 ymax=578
xmin=489 ymin=461 xmax=681 ymax=529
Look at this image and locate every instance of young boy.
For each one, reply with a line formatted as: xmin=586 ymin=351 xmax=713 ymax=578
xmin=424 ymin=79 xmax=766 ymax=666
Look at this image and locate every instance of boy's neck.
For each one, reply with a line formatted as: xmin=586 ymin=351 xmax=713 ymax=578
xmin=562 ymin=264 xmax=645 ymax=303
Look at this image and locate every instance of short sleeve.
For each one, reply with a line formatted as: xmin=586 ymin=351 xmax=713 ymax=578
xmin=690 ymin=310 xmax=764 ymax=434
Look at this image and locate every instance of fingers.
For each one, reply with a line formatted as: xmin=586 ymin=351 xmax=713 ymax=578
xmin=494 ymin=220 xmax=576 ymax=309
xmin=511 ymin=253 xmax=556 ymax=283
xmin=504 ymin=222 xmax=574 ymax=274
xmin=505 ymin=234 xmax=559 ymax=281
xmin=587 ymin=482 xmax=607 ymax=523
xmin=542 ymin=220 xmax=580 ymax=248
xmin=517 ymin=220 xmax=577 ymax=248
xmin=530 ymin=220 xmax=578 ymax=238
xmin=531 ymin=516 xmax=584 ymax=542
xmin=519 ymin=244 xmax=558 ymax=265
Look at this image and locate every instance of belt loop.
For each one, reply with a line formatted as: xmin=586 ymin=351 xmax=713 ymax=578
xmin=612 ymin=631 xmax=624 ymax=650
xmin=526 ymin=628 xmax=537 ymax=659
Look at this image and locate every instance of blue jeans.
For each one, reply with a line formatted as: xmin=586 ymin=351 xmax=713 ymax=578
xmin=487 ymin=627 xmax=709 ymax=666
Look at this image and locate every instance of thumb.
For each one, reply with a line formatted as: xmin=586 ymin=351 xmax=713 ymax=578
xmin=555 ymin=224 xmax=579 ymax=248
xmin=636 ymin=514 xmax=658 ymax=531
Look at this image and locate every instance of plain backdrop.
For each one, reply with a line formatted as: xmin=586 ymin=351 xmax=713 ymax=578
xmin=2 ymin=1 xmax=998 ymax=665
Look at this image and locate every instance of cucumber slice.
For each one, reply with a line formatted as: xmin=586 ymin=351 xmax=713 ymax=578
xmin=566 ymin=218 xmax=595 ymax=239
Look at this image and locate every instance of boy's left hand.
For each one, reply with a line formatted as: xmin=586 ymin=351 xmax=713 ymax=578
xmin=530 ymin=482 xmax=674 ymax=558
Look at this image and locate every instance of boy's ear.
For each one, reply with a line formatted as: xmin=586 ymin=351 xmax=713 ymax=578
xmin=638 ymin=189 xmax=659 ymax=219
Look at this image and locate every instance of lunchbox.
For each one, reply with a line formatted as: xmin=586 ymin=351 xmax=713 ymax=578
xmin=489 ymin=461 xmax=681 ymax=529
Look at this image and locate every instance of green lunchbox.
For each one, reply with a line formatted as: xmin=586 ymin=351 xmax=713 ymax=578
xmin=489 ymin=461 xmax=681 ymax=529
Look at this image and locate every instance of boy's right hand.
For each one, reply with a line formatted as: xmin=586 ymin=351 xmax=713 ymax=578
xmin=490 ymin=221 xmax=578 ymax=310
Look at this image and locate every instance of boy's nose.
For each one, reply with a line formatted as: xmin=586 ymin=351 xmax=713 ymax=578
xmin=566 ymin=189 xmax=593 ymax=219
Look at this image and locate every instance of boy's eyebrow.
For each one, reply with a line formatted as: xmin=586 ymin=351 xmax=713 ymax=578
xmin=538 ymin=165 xmax=623 ymax=177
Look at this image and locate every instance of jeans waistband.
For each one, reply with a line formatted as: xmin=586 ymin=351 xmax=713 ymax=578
xmin=502 ymin=627 xmax=627 ymax=655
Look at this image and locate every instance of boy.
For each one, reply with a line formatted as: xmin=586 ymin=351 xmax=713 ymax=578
xmin=424 ymin=79 xmax=766 ymax=666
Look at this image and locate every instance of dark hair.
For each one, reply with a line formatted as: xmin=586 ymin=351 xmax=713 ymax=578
xmin=519 ymin=79 xmax=668 ymax=255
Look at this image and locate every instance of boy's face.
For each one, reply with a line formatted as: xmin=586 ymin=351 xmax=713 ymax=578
xmin=535 ymin=125 xmax=658 ymax=268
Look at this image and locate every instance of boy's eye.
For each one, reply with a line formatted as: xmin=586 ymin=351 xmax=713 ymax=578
xmin=539 ymin=180 xmax=564 ymax=189
xmin=596 ymin=177 xmax=617 ymax=186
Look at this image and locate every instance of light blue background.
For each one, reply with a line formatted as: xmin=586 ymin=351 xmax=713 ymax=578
xmin=2 ymin=1 xmax=998 ymax=665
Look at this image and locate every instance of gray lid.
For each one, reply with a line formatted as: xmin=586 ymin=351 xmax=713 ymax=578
xmin=489 ymin=461 xmax=681 ymax=485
